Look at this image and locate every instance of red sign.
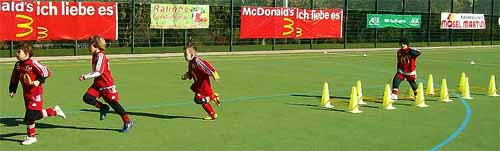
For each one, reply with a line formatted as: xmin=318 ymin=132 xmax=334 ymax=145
xmin=0 ymin=1 xmax=117 ymax=41
xmin=240 ymin=6 xmax=343 ymax=39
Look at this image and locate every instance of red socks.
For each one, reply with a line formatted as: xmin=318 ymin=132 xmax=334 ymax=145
xmin=121 ymin=114 xmax=131 ymax=124
xmin=45 ymin=108 xmax=56 ymax=116
xmin=202 ymin=103 xmax=215 ymax=117
xmin=27 ymin=127 xmax=36 ymax=137
xmin=392 ymin=88 xmax=399 ymax=95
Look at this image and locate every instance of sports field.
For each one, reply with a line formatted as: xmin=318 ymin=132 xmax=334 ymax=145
xmin=0 ymin=47 xmax=498 ymax=151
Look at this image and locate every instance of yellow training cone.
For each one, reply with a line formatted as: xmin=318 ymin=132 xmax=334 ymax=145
xmin=459 ymin=72 xmax=466 ymax=93
xmin=439 ymin=79 xmax=453 ymax=102
xmin=415 ymin=82 xmax=429 ymax=107
xmin=356 ymin=80 xmax=366 ymax=105
xmin=462 ymin=77 xmax=473 ymax=99
xmin=383 ymin=84 xmax=396 ymax=110
xmin=488 ymin=75 xmax=499 ymax=97
xmin=426 ymin=74 xmax=435 ymax=95
xmin=348 ymin=86 xmax=362 ymax=113
xmin=408 ymin=89 xmax=415 ymax=99
xmin=320 ymin=82 xmax=334 ymax=108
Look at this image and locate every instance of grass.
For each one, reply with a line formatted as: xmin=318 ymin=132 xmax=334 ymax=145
xmin=0 ymin=47 xmax=498 ymax=151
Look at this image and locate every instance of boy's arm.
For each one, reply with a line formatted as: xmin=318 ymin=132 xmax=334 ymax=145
xmin=9 ymin=63 xmax=20 ymax=96
xmin=197 ymin=59 xmax=220 ymax=80
xmin=32 ymin=60 xmax=50 ymax=86
xmin=81 ymin=53 xmax=104 ymax=80
xmin=409 ymin=48 xmax=421 ymax=57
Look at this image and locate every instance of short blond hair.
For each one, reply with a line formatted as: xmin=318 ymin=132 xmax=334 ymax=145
xmin=185 ymin=46 xmax=197 ymax=55
xmin=89 ymin=35 xmax=106 ymax=49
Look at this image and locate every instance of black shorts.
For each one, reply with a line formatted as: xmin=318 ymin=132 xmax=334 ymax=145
xmin=24 ymin=109 xmax=43 ymax=123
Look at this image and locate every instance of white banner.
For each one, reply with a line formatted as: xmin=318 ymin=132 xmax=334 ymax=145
xmin=440 ymin=13 xmax=486 ymax=29
xmin=498 ymin=17 xmax=500 ymax=26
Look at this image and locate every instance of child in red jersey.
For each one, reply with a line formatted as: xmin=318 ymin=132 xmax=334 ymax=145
xmin=8 ymin=42 xmax=66 ymax=145
xmin=79 ymin=35 xmax=133 ymax=132
xmin=391 ymin=38 xmax=422 ymax=100
xmin=181 ymin=46 xmax=221 ymax=120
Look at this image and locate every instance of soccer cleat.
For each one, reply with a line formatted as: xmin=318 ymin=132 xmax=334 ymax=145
xmin=54 ymin=105 xmax=66 ymax=119
xmin=203 ymin=114 xmax=218 ymax=120
xmin=390 ymin=94 xmax=398 ymax=101
xmin=21 ymin=137 xmax=37 ymax=145
xmin=120 ymin=121 xmax=133 ymax=133
xmin=99 ymin=105 xmax=110 ymax=120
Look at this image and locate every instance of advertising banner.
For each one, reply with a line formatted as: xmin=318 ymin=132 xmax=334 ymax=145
xmin=440 ymin=13 xmax=486 ymax=29
xmin=150 ymin=4 xmax=209 ymax=29
xmin=0 ymin=1 xmax=117 ymax=41
xmin=240 ymin=6 xmax=343 ymax=39
xmin=367 ymin=14 xmax=420 ymax=28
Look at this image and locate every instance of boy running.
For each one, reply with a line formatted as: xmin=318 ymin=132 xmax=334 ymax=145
xmin=181 ymin=46 xmax=221 ymax=120
xmin=9 ymin=42 xmax=66 ymax=145
xmin=79 ymin=35 xmax=133 ymax=132
xmin=391 ymin=38 xmax=422 ymax=100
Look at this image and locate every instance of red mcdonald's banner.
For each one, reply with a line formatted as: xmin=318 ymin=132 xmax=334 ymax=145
xmin=0 ymin=1 xmax=117 ymax=41
xmin=240 ymin=6 xmax=343 ymax=39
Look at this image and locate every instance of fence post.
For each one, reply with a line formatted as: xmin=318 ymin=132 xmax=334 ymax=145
xmin=449 ymin=0 xmax=453 ymax=46
xmin=131 ymin=0 xmax=135 ymax=54
xmin=427 ymin=0 xmax=431 ymax=47
xmin=344 ymin=0 xmax=348 ymax=49
xmin=161 ymin=29 xmax=164 ymax=47
xmin=491 ymin=0 xmax=495 ymax=45
xmin=229 ymin=0 xmax=234 ymax=52
xmin=309 ymin=0 xmax=314 ymax=49
xmin=374 ymin=0 xmax=378 ymax=48
xmin=401 ymin=0 xmax=406 ymax=39
xmin=272 ymin=0 xmax=277 ymax=50
xmin=10 ymin=41 xmax=14 ymax=57
xmin=471 ymin=0 xmax=475 ymax=45
xmin=183 ymin=0 xmax=188 ymax=49
xmin=74 ymin=40 xmax=78 ymax=56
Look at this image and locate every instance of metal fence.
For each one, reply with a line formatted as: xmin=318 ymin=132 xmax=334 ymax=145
xmin=1 ymin=0 xmax=499 ymax=57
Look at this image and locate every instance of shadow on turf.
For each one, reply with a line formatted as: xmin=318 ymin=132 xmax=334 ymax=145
xmin=80 ymin=109 xmax=203 ymax=120
xmin=0 ymin=118 xmax=120 ymax=144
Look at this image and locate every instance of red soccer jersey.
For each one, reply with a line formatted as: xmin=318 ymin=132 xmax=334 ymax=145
xmin=89 ymin=50 xmax=115 ymax=88
xmin=9 ymin=58 xmax=50 ymax=110
xmin=188 ymin=57 xmax=217 ymax=96
xmin=397 ymin=47 xmax=421 ymax=73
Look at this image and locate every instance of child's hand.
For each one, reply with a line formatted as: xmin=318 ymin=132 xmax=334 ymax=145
xmin=181 ymin=72 xmax=191 ymax=80
xmin=79 ymin=75 xmax=85 ymax=81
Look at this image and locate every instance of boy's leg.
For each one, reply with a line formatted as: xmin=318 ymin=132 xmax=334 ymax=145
xmin=102 ymin=89 xmax=132 ymax=132
xmin=194 ymin=94 xmax=217 ymax=120
xmin=22 ymin=110 xmax=42 ymax=145
xmin=408 ymin=75 xmax=418 ymax=96
xmin=22 ymin=121 xmax=37 ymax=145
xmin=391 ymin=73 xmax=405 ymax=100
xmin=107 ymin=101 xmax=133 ymax=132
xmin=83 ymin=91 xmax=109 ymax=120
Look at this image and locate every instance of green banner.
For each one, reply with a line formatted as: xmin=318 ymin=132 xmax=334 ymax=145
xmin=150 ymin=4 xmax=209 ymax=29
xmin=367 ymin=14 xmax=420 ymax=29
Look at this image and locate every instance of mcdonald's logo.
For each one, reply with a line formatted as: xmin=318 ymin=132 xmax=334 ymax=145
xmin=37 ymin=27 xmax=48 ymax=39
xmin=296 ymin=27 xmax=302 ymax=38
xmin=282 ymin=17 xmax=294 ymax=36
xmin=15 ymin=14 xmax=34 ymax=38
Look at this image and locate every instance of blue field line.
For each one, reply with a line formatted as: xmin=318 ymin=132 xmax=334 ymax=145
xmin=428 ymin=93 xmax=472 ymax=151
